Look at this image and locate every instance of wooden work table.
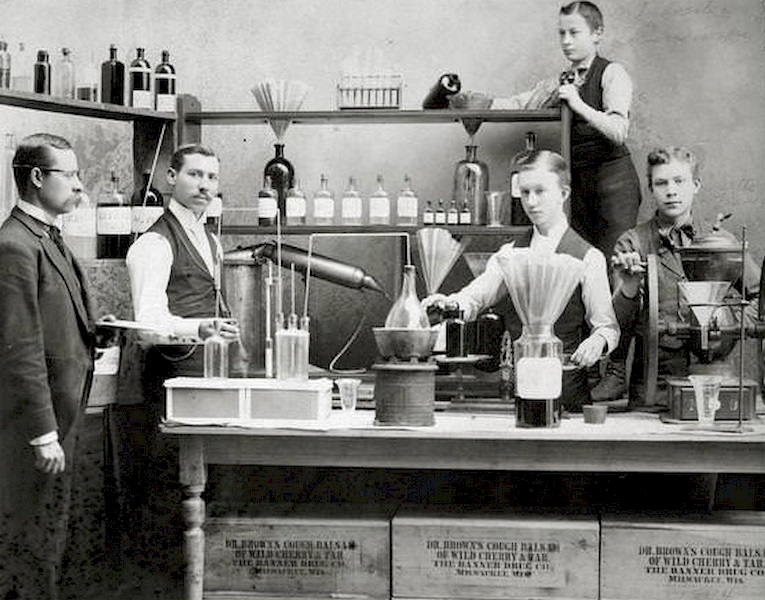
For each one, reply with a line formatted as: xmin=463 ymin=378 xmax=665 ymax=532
xmin=161 ymin=411 xmax=765 ymax=600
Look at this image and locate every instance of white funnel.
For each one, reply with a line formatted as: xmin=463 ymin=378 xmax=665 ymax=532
xmin=677 ymin=281 xmax=731 ymax=349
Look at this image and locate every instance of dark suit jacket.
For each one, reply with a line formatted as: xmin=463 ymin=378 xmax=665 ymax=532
xmin=0 ymin=207 xmax=95 ymax=442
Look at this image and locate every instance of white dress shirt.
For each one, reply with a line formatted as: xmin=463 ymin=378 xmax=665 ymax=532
xmin=447 ymin=220 xmax=620 ymax=352
xmin=126 ymin=199 xmax=222 ymax=342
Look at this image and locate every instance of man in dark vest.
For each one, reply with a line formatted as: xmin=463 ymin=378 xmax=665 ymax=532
xmin=423 ymin=150 xmax=619 ymax=412
xmin=119 ymin=143 xmax=239 ymax=577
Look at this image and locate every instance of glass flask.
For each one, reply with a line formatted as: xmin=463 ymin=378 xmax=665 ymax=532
xmin=384 ymin=264 xmax=429 ymax=329
xmin=513 ymin=323 xmax=563 ymax=428
xmin=264 ymin=143 xmax=294 ymax=217
xmin=204 ymin=323 xmax=230 ymax=378
xmin=368 ymin=174 xmax=390 ymax=225
xmin=452 ymin=145 xmax=489 ymax=225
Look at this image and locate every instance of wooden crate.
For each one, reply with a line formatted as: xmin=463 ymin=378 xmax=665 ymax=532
xmin=165 ymin=376 xmax=332 ymax=423
xmin=601 ymin=511 xmax=765 ymax=600
xmin=204 ymin=503 xmax=393 ymax=598
xmin=392 ymin=505 xmax=599 ymax=599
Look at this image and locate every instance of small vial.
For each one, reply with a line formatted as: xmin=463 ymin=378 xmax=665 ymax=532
xmin=459 ymin=200 xmax=472 ymax=224
xmin=434 ymin=199 xmax=446 ymax=225
xmin=422 ymin=200 xmax=435 ymax=225
xmin=447 ymin=200 xmax=459 ymax=225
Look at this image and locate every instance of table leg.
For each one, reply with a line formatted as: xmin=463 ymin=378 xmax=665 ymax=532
xmin=180 ymin=436 xmax=207 ymax=600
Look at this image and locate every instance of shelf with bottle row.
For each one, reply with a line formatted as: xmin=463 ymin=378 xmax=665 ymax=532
xmin=220 ymin=224 xmax=530 ymax=237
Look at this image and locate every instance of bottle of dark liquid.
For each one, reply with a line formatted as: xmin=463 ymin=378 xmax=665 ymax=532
xmin=101 ymin=44 xmax=124 ymax=105
xmin=444 ymin=302 xmax=466 ymax=358
xmin=513 ymin=323 xmax=563 ymax=428
xmin=33 ymin=49 xmax=50 ymax=94
xmin=154 ymin=50 xmax=176 ymax=112
xmin=263 ymin=143 xmax=294 ymax=218
xmin=510 ymin=132 xmax=536 ymax=226
xmin=129 ymin=47 xmax=152 ymax=109
xmin=131 ymin=169 xmax=164 ymax=236
xmin=258 ymin=175 xmax=278 ymax=227
xmin=97 ymin=171 xmax=132 ymax=258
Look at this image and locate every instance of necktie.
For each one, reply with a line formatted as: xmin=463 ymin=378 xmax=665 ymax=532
xmin=49 ymin=226 xmax=72 ymax=264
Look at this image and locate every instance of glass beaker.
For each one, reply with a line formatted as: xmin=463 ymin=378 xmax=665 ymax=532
xmin=688 ymin=374 xmax=722 ymax=427
xmin=513 ymin=323 xmax=563 ymax=428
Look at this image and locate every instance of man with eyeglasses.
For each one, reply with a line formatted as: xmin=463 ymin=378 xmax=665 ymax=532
xmin=0 ymin=133 xmax=97 ymax=599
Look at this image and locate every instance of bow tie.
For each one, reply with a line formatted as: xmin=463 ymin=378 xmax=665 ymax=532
xmin=560 ymin=67 xmax=588 ymax=85
xmin=659 ymin=223 xmax=695 ymax=251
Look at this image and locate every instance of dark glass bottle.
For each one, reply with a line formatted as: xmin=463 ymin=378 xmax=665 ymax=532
xmin=129 ymin=47 xmax=152 ymax=109
xmin=131 ymin=169 xmax=164 ymax=235
xmin=258 ymin=175 xmax=278 ymax=226
xmin=444 ymin=302 xmax=467 ymax=358
xmin=33 ymin=49 xmax=50 ymax=94
xmin=97 ymin=172 xmax=131 ymax=258
xmin=263 ymin=143 xmax=294 ymax=218
xmin=510 ymin=132 xmax=536 ymax=226
xmin=101 ymin=44 xmax=125 ymax=105
xmin=154 ymin=50 xmax=176 ymax=112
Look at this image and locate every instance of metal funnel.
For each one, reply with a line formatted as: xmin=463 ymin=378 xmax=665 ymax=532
xmin=677 ymin=281 xmax=731 ymax=349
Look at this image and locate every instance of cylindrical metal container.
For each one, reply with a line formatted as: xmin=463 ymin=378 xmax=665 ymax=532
xmin=223 ymin=250 xmax=264 ymax=371
xmin=372 ymin=362 xmax=437 ymax=426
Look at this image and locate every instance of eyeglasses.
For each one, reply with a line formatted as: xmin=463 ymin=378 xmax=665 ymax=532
xmin=12 ymin=164 xmax=81 ymax=179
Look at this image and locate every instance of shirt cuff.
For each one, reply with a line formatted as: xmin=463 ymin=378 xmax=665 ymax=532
xmin=30 ymin=430 xmax=59 ymax=446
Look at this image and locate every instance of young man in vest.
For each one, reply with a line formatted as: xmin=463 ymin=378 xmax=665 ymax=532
xmin=423 ymin=150 xmax=619 ymax=412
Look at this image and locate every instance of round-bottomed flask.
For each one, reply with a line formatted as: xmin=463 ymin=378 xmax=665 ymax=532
xmin=385 ymin=264 xmax=429 ymax=329
xmin=452 ymin=145 xmax=489 ymax=225
xmin=513 ymin=323 xmax=563 ymax=428
xmin=204 ymin=324 xmax=230 ymax=378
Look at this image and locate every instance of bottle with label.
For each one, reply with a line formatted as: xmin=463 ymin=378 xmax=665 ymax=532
xmin=97 ymin=172 xmax=132 ymax=258
xmin=101 ymin=44 xmax=125 ymax=105
xmin=368 ymin=175 xmax=390 ymax=225
xmin=396 ymin=175 xmax=419 ymax=226
xmin=459 ymin=199 xmax=471 ymax=225
xmin=54 ymin=47 xmax=75 ymax=99
xmin=434 ymin=199 xmax=446 ymax=225
xmin=131 ymin=169 xmax=164 ymax=236
xmin=285 ymin=179 xmax=307 ymax=226
xmin=514 ymin=323 xmax=563 ymax=428
xmin=422 ymin=200 xmax=435 ymax=225
xmin=447 ymin=199 xmax=459 ymax=225
xmin=258 ymin=175 xmax=278 ymax=226
xmin=0 ymin=41 xmax=10 ymax=89
xmin=33 ymin=50 xmax=50 ymax=94
xmin=510 ymin=132 xmax=536 ymax=226
xmin=154 ymin=50 xmax=176 ymax=112
xmin=62 ymin=191 xmax=97 ymax=259
xmin=263 ymin=143 xmax=294 ymax=218
xmin=341 ymin=176 xmax=362 ymax=226
xmin=129 ymin=47 xmax=152 ymax=109
xmin=312 ymin=174 xmax=335 ymax=226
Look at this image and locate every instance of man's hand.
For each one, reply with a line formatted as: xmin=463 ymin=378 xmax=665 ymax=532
xmin=569 ymin=335 xmax=606 ymax=368
xmin=420 ymin=294 xmax=449 ymax=325
xmin=611 ymin=250 xmax=645 ymax=299
xmin=34 ymin=440 xmax=66 ymax=474
xmin=199 ymin=318 xmax=240 ymax=340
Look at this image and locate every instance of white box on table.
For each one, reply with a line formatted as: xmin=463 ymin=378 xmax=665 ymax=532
xmin=600 ymin=511 xmax=765 ymax=600
xmin=392 ymin=505 xmax=600 ymax=599
xmin=165 ymin=376 xmax=333 ymax=423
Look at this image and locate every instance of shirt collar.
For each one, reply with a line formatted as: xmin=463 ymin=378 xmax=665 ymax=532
xmin=570 ymin=54 xmax=596 ymax=74
xmin=17 ymin=199 xmax=62 ymax=228
xmin=169 ymin=198 xmax=207 ymax=232
xmin=532 ymin=218 xmax=568 ymax=245
xmin=655 ymin=211 xmax=696 ymax=249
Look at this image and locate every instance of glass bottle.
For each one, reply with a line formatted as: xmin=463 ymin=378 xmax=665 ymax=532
xmin=384 ymin=264 xmax=429 ymax=329
xmin=33 ymin=49 xmax=50 ymax=94
xmin=285 ymin=179 xmax=307 ymax=226
xmin=368 ymin=174 xmax=390 ymax=225
xmin=513 ymin=323 xmax=563 ymax=428
xmin=129 ymin=47 xmax=152 ymax=109
xmin=447 ymin=199 xmax=459 ymax=225
xmin=154 ymin=50 xmax=176 ymax=112
xmin=76 ymin=51 xmax=99 ymax=101
xmin=312 ymin=174 xmax=335 ymax=226
xmin=11 ymin=42 xmax=31 ymax=92
xmin=207 ymin=192 xmax=223 ymax=231
xmin=62 ymin=191 xmax=97 ymax=260
xmin=96 ymin=171 xmax=131 ymax=258
xmin=422 ymin=200 xmax=435 ymax=225
xmin=452 ymin=145 xmax=489 ymax=225
xmin=131 ymin=169 xmax=164 ymax=235
xmin=263 ymin=143 xmax=294 ymax=218
xmin=459 ymin=199 xmax=471 ymax=225
xmin=444 ymin=302 xmax=466 ymax=358
xmin=101 ymin=44 xmax=125 ymax=105
xmin=294 ymin=316 xmax=310 ymax=380
xmin=341 ymin=176 xmax=363 ymax=226
xmin=510 ymin=132 xmax=535 ymax=226
xmin=54 ymin=47 xmax=75 ymax=99
xmin=258 ymin=175 xmax=278 ymax=226
xmin=0 ymin=40 xmax=11 ymax=89
xmin=434 ymin=199 xmax=446 ymax=225
xmin=396 ymin=175 xmax=419 ymax=226
xmin=204 ymin=323 xmax=229 ymax=378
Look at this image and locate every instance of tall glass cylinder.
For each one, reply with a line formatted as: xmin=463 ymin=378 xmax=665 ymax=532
xmin=452 ymin=145 xmax=489 ymax=225
xmin=513 ymin=323 xmax=563 ymax=428
xmin=204 ymin=326 xmax=230 ymax=378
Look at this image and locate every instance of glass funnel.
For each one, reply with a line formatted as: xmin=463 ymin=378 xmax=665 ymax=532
xmin=677 ymin=281 xmax=731 ymax=350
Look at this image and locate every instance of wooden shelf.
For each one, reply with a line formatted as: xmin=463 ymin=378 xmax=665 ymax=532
xmin=0 ymin=89 xmax=176 ymax=122
xmin=182 ymin=108 xmax=563 ymax=126
xmin=220 ymin=224 xmax=531 ymax=236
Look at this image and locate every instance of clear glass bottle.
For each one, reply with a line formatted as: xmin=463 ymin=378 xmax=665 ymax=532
xmin=33 ymin=49 xmax=51 ymax=94
xmin=312 ymin=174 xmax=335 ymax=226
xmin=62 ymin=191 xmax=97 ymax=260
xmin=131 ymin=169 xmax=164 ymax=235
xmin=154 ymin=49 xmax=176 ymax=112
xmin=129 ymin=47 xmax=152 ymax=109
xmin=285 ymin=179 xmax=307 ymax=226
xmin=434 ymin=199 xmax=446 ymax=225
xmin=510 ymin=132 xmax=536 ymax=226
xmin=368 ymin=174 xmax=390 ymax=225
xmin=513 ymin=323 xmax=563 ymax=428
xmin=0 ymin=40 xmax=11 ymax=89
xmin=264 ymin=143 xmax=294 ymax=219
xmin=396 ymin=175 xmax=419 ymax=226
xmin=76 ymin=51 xmax=99 ymax=101
xmin=101 ymin=44 xmax=125 ymax=105
xmin=258 ymin=175 xmax=278 ymax=226
xmin=422 ymin=200 xmax=435 ymax=225
xmin=452 ymin=145 xmax=489 ymax=225
xmin=341 ymin=176 xmax=363 ymax=226
xmin=96 ymin=171 xmax=131 ymax=258
xmin=204 ymin=323 xmax=230 ymax=378
xmin=11 ymin=42 xmax=31 ymax=92
xmin=384 ymin=264 xmax=429 ymax=329
xmin=447 ymin=199 xmax=459 ymax=225
xmin=54 ymin=47 xmax=75 ymax=99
